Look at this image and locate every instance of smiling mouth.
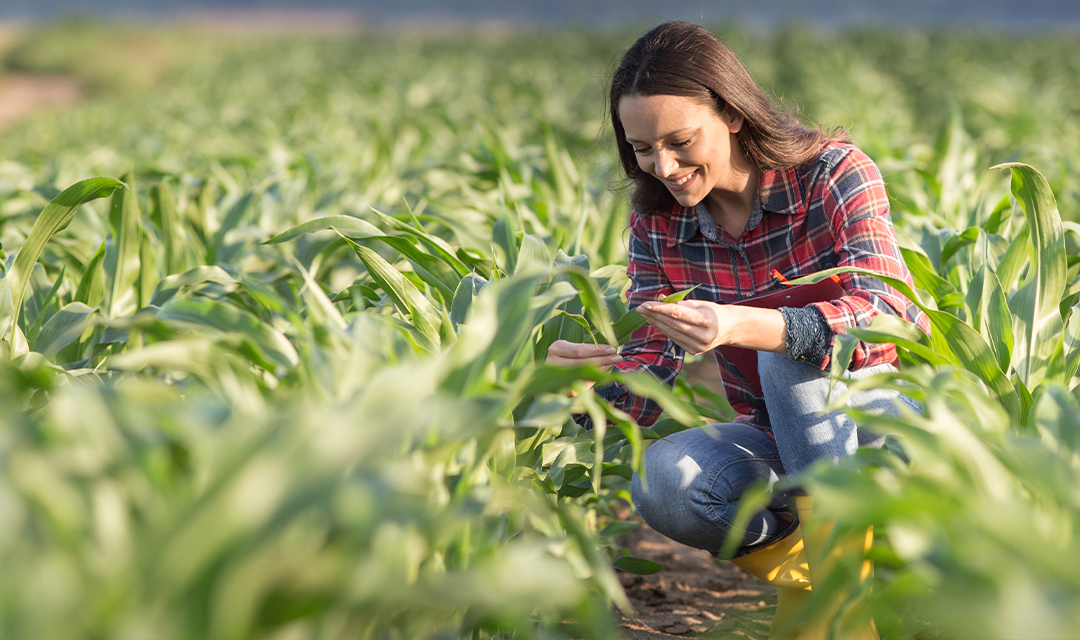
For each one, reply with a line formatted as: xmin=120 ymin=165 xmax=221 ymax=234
xmin=665 ymin=171 xmax=696 ymax=189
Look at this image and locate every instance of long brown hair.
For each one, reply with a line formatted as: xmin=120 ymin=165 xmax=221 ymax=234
xmin=610 ymin=21 xmax=849 ymax=216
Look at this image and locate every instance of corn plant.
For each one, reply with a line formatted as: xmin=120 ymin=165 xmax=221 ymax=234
xmin=761 ymin=160 xmax=1080 ymax=639
xmin=6 ymin=20 xmax=1080 ymax=640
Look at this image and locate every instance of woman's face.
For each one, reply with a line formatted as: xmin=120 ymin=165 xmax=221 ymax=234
xmin=619 ymin=93 xmax=748 ymax=210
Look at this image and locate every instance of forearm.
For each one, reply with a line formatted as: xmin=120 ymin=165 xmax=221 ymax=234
xmin=715 ymin=305 xmax=787 ymax=354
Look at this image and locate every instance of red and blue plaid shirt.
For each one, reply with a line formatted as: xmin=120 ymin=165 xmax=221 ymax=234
xmin=605 ymin=143 xmax=930 ymax=430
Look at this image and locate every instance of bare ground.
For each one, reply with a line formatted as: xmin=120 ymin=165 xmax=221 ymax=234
xmin=613 ymin=520 xmax=773 ymax=639
xmin=609 ymin=354 xmax=775 ymax=638
xmin=0 ymin=73 xmax=82 ymax=129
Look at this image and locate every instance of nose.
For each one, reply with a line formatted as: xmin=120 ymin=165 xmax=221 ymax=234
xmin=654 ymin=148 xmax=678 ymax=178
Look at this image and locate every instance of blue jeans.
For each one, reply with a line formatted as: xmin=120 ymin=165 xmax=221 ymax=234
xmin=630 ymin=351 xmax=915 ymax=556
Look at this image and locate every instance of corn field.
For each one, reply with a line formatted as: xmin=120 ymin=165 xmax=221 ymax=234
xmin=2 ymin=20 xmax=1080 ymax=640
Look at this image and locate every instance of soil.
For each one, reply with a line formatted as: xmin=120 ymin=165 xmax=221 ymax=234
xmin=609 ymin=354 xmax=773 ymax=638
xmin=613 ymin=520 xmax=773 ymax=639
xmin=0 ymin=73 xmax=82 ymax=129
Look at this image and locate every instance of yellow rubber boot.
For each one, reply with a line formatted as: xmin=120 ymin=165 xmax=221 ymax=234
xmin=794 ymin=495 xmax=878 ymax=640
xmin=728 ymin=525 xmax=812 ymax=640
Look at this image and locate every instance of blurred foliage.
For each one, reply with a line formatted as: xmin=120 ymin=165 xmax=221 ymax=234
xmin=2 ymin=18 xmax=1080 ymax=640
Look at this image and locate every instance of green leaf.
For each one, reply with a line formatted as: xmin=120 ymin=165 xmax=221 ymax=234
xmin=151 ymin=181 xmax=187 ymax=275
xmin=940 ymin=226 xmax=981 ymax=267
xmin=104 ymin=171 xmax=144 ymax=318
xmin=149 ymin=266 xmax=238 ymax=307
xmin=157 ymin=297 xmax=299 ymax=371
xmin=788 ymin=266 xmax=1021 ymax=422
xmin=36 ymin=302 xmax=97 ymax=359
xmin=73 ymin=240 xmax=107 ymax=308
xmin=612 ymin=286 xmax=699 ymax=344
xmin=982 ymin=193 xmax=1011 ymax=235
xmin=26 ymin=265 xmax=65 ymax=349
xmin=558 ymin=266 xmax=617 ymax=347
xmin=367 ymin=207 xmax=471 ymax=275
xmin=613 ymin=369 xmax=702 ymax=427
xmin=1034 ymin=383 xmax=1080 ymax=453
xmin=845 ymin=313 xmax=952 ymax=367
xmin=265 ymin=215 xmax=388 ymax=244
xmin=4 ymin=176 xmax=124 ymax=350
xmin=209 ymin=189 xmax=256 ymax=264
xmin=983 ymin=266 xmax=1014 ymax=373
xmin=516 ymin=232 xmax=551 ymax=276
xmin=599 ymin=519 xmax=639 ymax=538
xmin=341 ymin=232 xmax=441 ymax=350
xmin=828 ymin=332 xmax=860 ymax=393
xmin=493 ymin=212 xmax=519 ymax=274
xmin=138 ymin=235 xmax=158 ymax=309
xmin=901 ymin=247 xmax=959 ymax=310
xmin=611 ymin=556 xmax=663 ymax=575
xmin=995 ymin=224 xmax=1030 ymax=294
xmin=1062 ymin=304 xmax=1080 ymax=387
xmin=450 ymin=273 xmax=487 ymax=327
xmin=994 ymin=163 xmax=1066 ymax=389
xmin=293 ymin=259 xmax=346 ymax=331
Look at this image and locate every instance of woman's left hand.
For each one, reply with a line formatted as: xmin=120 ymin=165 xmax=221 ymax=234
xmin=636 ymin=299 xmax=726 ymax=355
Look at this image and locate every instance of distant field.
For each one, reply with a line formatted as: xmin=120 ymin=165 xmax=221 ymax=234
xmin=1 ymin=20 xmax=1080 ymax=640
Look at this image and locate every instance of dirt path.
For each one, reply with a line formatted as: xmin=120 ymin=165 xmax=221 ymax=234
xmin=614 ymin=520 xmax=773 ymax=639
xmin=0 ymin=73 xmax=82 ymax=129
xmin=609 ymin=356 xmax=772 ymax=638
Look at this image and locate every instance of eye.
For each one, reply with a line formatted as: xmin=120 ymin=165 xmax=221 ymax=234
xmin=632 ymin=146 xmax=651 ymax=155
xmin=671 ymin=139 xmax=692 ymax=148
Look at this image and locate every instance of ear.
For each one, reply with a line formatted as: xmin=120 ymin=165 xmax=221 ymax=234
xmin=723 ymin=109 xmax=745 ymax=134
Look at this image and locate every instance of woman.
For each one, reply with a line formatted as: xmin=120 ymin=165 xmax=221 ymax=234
xmin=547 ymin=21 xmax=928 ymax=639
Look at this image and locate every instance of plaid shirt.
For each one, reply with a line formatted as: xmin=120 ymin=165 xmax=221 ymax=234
xmin=605 ymin=143 xmax=930 ymax=430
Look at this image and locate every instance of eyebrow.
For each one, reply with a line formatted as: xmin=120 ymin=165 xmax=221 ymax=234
xmin=624 ymin=126 xmax=700 ymax=145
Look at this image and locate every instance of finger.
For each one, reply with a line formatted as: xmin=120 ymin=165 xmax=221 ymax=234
xmin=639 ymin=310 xmax=698 ymax=338
xmin=546 ymin=353 xmax=623 ymax=368
xmin=638 ymin=313 xmax=712 ymax=352
xmin=548 ymin=339 xmax=618 ymax=358
xmin=546 ymin=351 xmax=623 ymax=368
xmin=546 ymin=340 xmax=623 ymax=367
xmin=639 ymin=301 xmax=706 ymax=325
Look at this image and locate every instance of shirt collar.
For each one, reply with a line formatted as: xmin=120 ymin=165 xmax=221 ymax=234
xmin=664 ymin=165 xmax=805 ymax=246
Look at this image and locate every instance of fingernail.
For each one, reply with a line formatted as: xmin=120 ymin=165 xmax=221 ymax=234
xmin=603 ymin=345 xmax=617 ymax=354
xmin=611 ymin=355 xmax=623 ymax=362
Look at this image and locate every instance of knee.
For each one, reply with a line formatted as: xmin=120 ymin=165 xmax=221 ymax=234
xmin=630 ymin=426 xmax=782 ymax=530
xmin=630 ymin=437 xmax=697 ymax=524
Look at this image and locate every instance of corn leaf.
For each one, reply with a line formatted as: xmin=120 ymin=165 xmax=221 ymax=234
xmin=25 ymin=265 xmax=65 ymax=349
xmin=611 ymin=556 xmax=664 ymax=575
xmin=151 ymin=181 xmax=187 ymax=275
xmin=1063 ymin=303 xmax=1080 ymax=388
xmin=788 ymin=266 xmax=1021 ymax=422
xmin=612 ymin=286 xmax=700 ymax=344
xmin=558 ymin=266 xmax=617 ymax=347
xmin=36 ymin=302 xmax=97 ymax=359
xmin=995 ymin=163 xmax=1066 ymax=389
xmin=150 ymin=266 xmax=237 ymax=307
xmin=340 ymin=233 xmax=441 ymax=350
xmin=4 ymin=176 xmax=124 ymax=350
xmin=104 ymin=172 xmax=144 ymax=318
xmin=901 ymin=247 xmax=960 ymax=310
xmin=265 ymin=215 xmax=389 ymax=244
xmin=156 ymin=297 xmax=299 ymax=372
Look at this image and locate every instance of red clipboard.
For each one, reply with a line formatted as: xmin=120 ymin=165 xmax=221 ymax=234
xmin=715 ymin=276 xmax=845 ymax=396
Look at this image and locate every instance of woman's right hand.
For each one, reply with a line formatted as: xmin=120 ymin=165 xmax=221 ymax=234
xmin=545 ymin=340 xmax=624 ymax=369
